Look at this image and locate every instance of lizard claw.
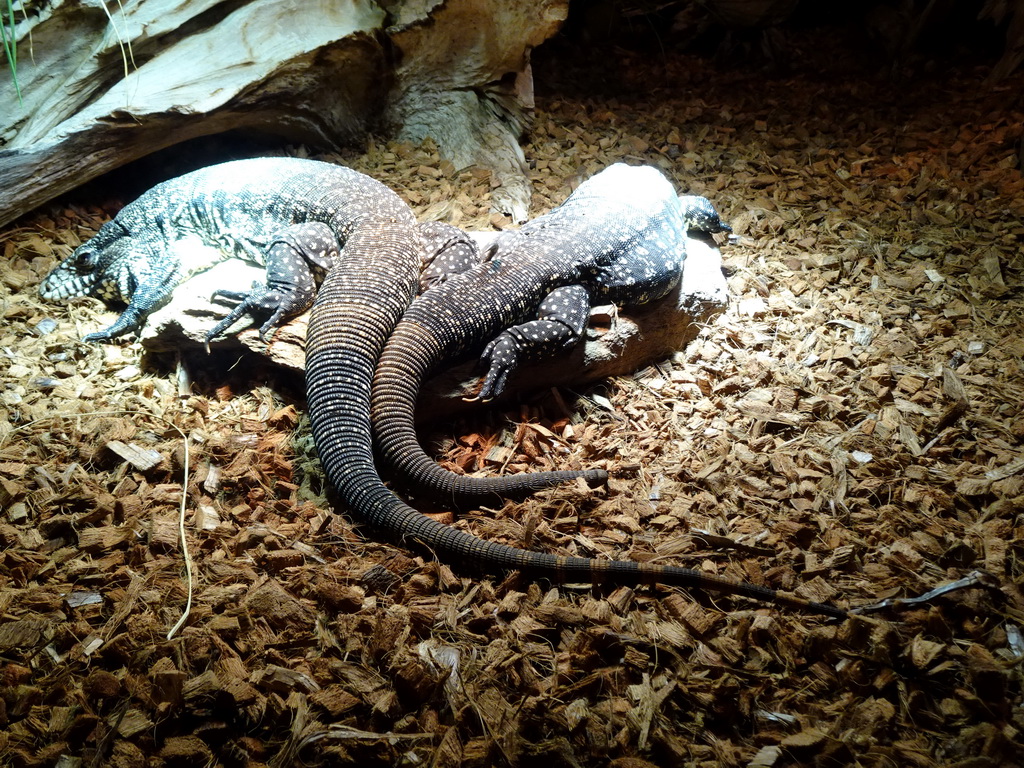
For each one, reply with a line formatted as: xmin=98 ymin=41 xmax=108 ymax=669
xmin=476 ymin=333 xmax=520 ymax=401
xmin=205 ymin=281 xmax=267 ymax=342
xmin=205 ymin=282 xmax=302 ymax=343
xmin=81 ymin=306 xmax=144 ymax=342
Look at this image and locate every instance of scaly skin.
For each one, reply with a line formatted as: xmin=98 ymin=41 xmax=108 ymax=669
xmin=38 ymin=156 xmax=478 ymax=342
xmin=304 ymin=164 xmax=843 ymax=619
xmin=371 ymin=164 xmax=730 ymax=507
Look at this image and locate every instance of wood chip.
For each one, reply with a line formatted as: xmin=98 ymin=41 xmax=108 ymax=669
xmin=2 ymin=25 xmax=1023 ymax=768
xmin=105 ymin=440 xmax=164 ymax=471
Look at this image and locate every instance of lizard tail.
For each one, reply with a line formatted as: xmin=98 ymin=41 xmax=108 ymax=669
xmin=312 ymin=263 xmax=843 ymax=619
xmin=372 ymin=317 xmax=606 ymax=508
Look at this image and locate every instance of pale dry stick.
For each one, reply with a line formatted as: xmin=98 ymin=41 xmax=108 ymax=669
xmin=1 ymin=408 xmax=195 ymax=640
xmin=298 ymin=726 xmax=435 ymax=749
xmin=98 ymin=0 xmax=137 ymax=81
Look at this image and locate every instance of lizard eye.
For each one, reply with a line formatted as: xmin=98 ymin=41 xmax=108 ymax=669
xmin=73 ymin=246 xmax=98 ymax=272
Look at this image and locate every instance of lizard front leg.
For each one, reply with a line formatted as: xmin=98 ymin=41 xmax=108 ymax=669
xmin=82 ymin=256 xmax=184 ymax=341
xmin=206 ymin=222 xmax=339 ymax=341
xmin=474 ymin=284 xmax=591 ymax=401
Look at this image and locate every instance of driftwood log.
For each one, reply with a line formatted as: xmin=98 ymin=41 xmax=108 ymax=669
xmin=141 ymin=234 xmax=728 ymax=418
xmin=0 ymin=0 xmax=568 ymax=228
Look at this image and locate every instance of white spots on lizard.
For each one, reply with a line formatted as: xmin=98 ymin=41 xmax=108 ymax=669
xmin=417 ymin=221 xmax=480 ymax=290
xmin=389 ymin=163 xmax=729 ymax=401
xmin=39 ymin=157 xmax=420 ymax=340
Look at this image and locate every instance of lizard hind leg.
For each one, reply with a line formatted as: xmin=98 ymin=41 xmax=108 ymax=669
xmin=205 ymin=222 xmax=340 ymax=342
xmin=418 ymin=221 xmax=481 ymax=291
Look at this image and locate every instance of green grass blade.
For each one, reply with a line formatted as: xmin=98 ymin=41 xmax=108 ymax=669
xmin=2 ymin=0 xmax=21 ymax=104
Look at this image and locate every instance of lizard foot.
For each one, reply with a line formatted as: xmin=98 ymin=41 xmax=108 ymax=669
xmin=470 ymin=333 xmax=521 ymax=401
xmin=206 ymin=282 xmax=299 ymax=343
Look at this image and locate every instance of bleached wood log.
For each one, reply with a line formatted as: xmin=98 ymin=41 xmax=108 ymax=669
xmin=0 ymin=0 xmax=567 ymax=227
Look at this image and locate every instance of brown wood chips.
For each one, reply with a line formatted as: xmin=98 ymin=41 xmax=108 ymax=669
xmin=0 ymin=27 xmax=1022 ymax=768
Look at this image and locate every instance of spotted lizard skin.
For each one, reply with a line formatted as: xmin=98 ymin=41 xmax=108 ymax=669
xmin=38 ymin=157 xmax=478 ymax=341
xmin=205 ymin=221 xmax=341 ymax=340
xmin=308 ymin=205 xmax=845 ymax=619
xmin=40 ymin=158 xmax=844 ymax=618
xmin=344 ymin=163 xmax=843 ymax=618
xmin=372 ymin=164 xmax=731 ymax=506
xmin=205 ymin=219 xmax=480 ymax=340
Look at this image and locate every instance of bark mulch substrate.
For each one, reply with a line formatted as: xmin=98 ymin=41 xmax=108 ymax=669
xmin=1 ymin=31 xmax=1023 ymax=768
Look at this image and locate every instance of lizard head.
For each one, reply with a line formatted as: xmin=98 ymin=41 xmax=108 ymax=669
xmin=679 ymin=195 xmax=731 ymax=235
xmin=39 ymin=221 xmax=142 ymax=304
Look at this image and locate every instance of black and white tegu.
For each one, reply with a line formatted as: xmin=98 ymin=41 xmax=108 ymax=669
xmin=37 ymin=156 xmax=477 ymax=341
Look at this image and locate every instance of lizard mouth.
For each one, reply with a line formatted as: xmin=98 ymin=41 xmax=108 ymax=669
xmin=39 ymin=267 xmax=99 ymax=300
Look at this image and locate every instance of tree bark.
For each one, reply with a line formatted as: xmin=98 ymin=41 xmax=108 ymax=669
xmin=0 ymin=0 xmax=567 ymax=227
